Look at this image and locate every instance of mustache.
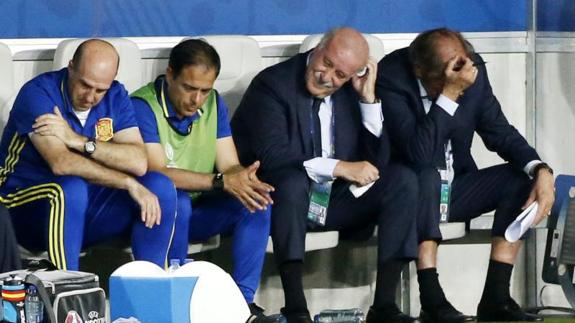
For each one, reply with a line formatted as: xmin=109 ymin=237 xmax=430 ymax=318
xmin=315 ymin=74 xmax=333 ymax=89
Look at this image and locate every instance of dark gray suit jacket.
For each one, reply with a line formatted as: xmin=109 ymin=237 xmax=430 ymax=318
xmin=376 ymin=47 xmax=539 ymax=175
xmin=231 ymin=52 xmax=389 ymax=183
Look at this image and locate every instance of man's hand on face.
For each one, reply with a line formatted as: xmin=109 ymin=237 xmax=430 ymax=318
xmin=442 ymin=56 xmax=478 ymax=101
xmin=523 ymin=169 xmax=555 ymax=226
xmin=333 ymin=160 xmax=379 ymax=186
xmin=223 ymin=161 xmax=275 ymax=213
xmin=352 ymin=57 xmax=378 ymax=104
xmin=33 ymin=106 xmax=86 ymax=151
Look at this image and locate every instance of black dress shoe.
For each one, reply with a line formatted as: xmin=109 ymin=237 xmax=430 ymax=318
xmin=420 ymin=303 xmax=475 ymax=323
xmin=247 ymin=303 xmax=280 ymax=323
xmin=477 ymin=298 xmax=543 ymax=322
xmin=366 ymin=305 xmax=420 ymax=323
xmin=280 ymin=308 xmax=313 ymax=323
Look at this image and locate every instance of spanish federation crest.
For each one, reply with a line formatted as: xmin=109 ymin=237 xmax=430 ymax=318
xmin=95 ymin=118 xmax=114 ymax=141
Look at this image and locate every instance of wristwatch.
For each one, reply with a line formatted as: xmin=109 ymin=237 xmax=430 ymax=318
xmin=84 ymin=140 xmax=97 ymax=155
xmin=212 ymin=173 xmax=224 ymax=191
xmin=531 ymin=162 xmax=553 ymax=180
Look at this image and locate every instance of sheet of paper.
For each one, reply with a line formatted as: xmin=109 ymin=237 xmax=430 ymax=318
xmin=349 ymin=182 xmax=375 ymax=198
xmin=504 ymin=202 xmax=538 ymax=242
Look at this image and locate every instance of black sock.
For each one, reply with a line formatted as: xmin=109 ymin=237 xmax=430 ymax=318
xmin=279 ymin=260 xmax=308 ymax=314
xmin=373 ymin=260 xmax=406 ymax=312
xmin=480 ymin=259 xmax=513 ymax=305
xmin=417 ymin=267 xmax=449 ymax=311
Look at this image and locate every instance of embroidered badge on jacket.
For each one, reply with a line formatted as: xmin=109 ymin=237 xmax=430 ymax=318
xmin=95 ymin=118 xmax=114 ymax=141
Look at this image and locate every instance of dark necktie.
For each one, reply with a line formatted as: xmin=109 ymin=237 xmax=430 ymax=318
xmin=311 ymin=98 xmax=323 ymax=157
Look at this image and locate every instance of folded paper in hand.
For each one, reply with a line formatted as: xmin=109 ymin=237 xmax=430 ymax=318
xmin=504 ymin=202 xmax=538 ymax=242
xmin=349 ymin=182 xmax=375 ymax=198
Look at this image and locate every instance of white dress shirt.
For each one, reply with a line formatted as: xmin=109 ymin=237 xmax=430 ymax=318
xmin=303 ymin=96 xmax=383 ymax=183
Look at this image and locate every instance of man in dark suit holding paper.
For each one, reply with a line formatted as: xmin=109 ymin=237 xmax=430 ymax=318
xmin=376 ymin=27 xmax=555 ymax=322
xmin=232 ymin=27 xmax=419 ymax=323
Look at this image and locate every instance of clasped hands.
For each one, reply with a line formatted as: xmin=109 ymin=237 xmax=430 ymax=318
xmin=223 ymin=161 xmax=275 ymax=213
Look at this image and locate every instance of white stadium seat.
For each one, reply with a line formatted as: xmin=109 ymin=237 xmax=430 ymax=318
xmin=196 ymin=35 xmax=263 ymax=116
xmin=0 ymin=42 xmax=14 ymax=135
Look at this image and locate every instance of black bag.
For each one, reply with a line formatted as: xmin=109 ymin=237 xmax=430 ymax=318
xmin=0 ymin=259 xmax=106 ymax=323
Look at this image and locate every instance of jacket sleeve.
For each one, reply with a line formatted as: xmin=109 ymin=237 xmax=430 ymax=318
xmin=238 ymin=74 xmax=308 ymax=173
xmin=360 ymin=120 xmax=390 ymax=170
xmin=474 ymin=62 xmax=540 ymax=169
xmin=376 ymin=61 xmax=455 ymax=166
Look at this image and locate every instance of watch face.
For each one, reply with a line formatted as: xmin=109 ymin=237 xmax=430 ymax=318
xmin=85 ymin=141 xmax=96 ymax=154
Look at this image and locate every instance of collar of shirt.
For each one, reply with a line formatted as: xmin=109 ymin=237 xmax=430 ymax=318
xmin=61 ymin=70 xmax=93 ymax=124
xmin=417 ymin=79 xmax=433 ymax=114
xmin=154 ymin=75 xmax=199 ymax=131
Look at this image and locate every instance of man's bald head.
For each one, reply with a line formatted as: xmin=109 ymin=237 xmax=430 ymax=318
xmin=317 ymin=27 xmax=369 ymax=62
xmin=71 ymin=39 xmax=120 ymax=73
xmin=306 ymin=27 xmax=369 ymax=98
xmin=66 ymin=39 xmax=120 ymax=111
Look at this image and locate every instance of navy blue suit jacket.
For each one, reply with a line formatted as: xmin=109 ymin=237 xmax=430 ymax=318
xmin=376 ymin=47 xmax=539 ymax=175
xmin=232 ymin=52 xmax=389 ymax=183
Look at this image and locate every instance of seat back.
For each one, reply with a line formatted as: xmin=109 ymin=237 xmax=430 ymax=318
xmin=52 ymin=38 xmax=142 ymax=93
xmin=542 ymin=174 xmax=575 ymax=308
xmin=200 ymin=35 xmax=262 ymax=116
xmin=0 ymin=43 xmax=14 ymax=134
xmin=299 ymin=33 xmax=385 ymax=61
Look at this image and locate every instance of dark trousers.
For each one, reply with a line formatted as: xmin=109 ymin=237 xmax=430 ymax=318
xmin=417 ymin=164 xmax=532 ymax=242
xmin=0 ymin=205 xmax=21 ymax=272
xmin=269 ymin=163 xmax=419 ymax=265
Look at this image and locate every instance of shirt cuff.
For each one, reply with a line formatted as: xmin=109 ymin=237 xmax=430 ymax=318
xmin=524 ymin=160 xmax=543 ymax=178
xmin=359 ymin=101 xmax=383 ymax=137
xmin=303 ymin=157 xmax=340 ymax=183
xmin=436 ymin=95 xmax=459 ymax=116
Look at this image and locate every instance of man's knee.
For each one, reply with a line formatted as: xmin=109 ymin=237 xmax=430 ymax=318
xmin=270 ymin=169 xmax=310 ymax=208
xmin=502 ymin=166 xmax=531 ymax=195
xmin=58 ymin=175 xmax=89 ymax=203
xmin=417 ymin=165 xmax=441 ymax=190
xmin=251 ymin=205 xmax=272 ymax=229
xmin=139 ymin=171 xmax=176 ymax=198
xmin=387 ymin=163 xmax=419 ymax=197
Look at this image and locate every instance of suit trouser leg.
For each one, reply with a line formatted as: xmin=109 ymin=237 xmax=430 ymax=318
xmin=271 ymin=163 xmax=418 ymax=264
xmin=417 ymin=163 xmax=532 ymax=241
xmin=271 ymin=164 xmax=418 ymax=314
xmin=269 ymin=169 xmax=311 ymax=264
xmin=324 ymin=163 xmax=419 ymax=263
xmin=450 ymin=164 xmax=532 ymax=237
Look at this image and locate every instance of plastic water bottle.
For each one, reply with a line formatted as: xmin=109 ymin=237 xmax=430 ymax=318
xmin=25 ymin=285 xmax=44 ymax=323
xmin=1 ymin=275 xmax=26 ymax=323
xmin=1 ymin=287 xmax=4 ymax=321
xmin=183 ymin=258 xmax=194 ymax=265
xmin=168 ymin=259 xmax=180 ymax=273
xmin=267 ymin=314 xmax=287 ymax=323
xmin=313 ymin=308 xmax=365 ymax=322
